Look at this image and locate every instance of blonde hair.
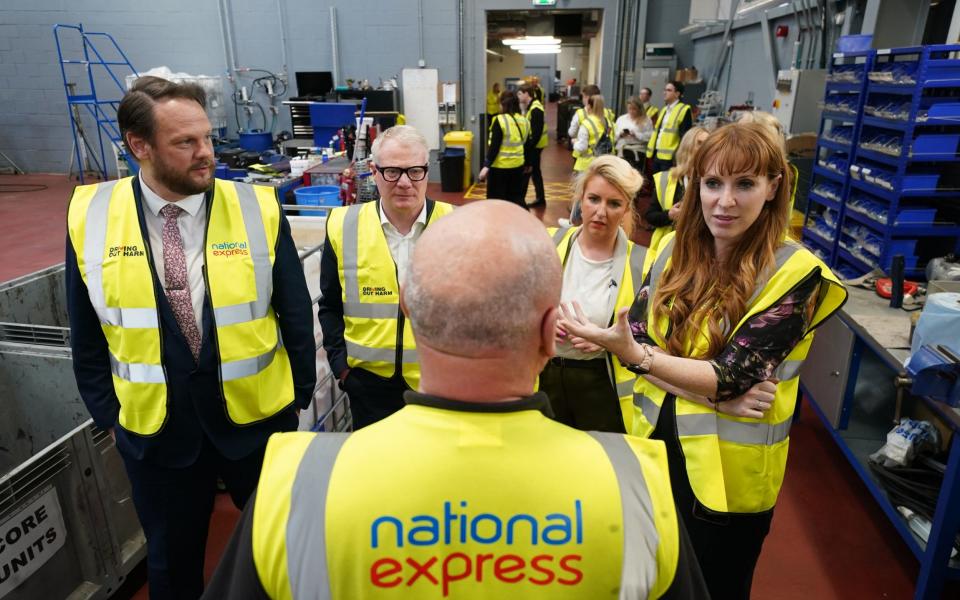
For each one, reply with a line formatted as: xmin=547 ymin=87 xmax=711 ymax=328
xmin=588 ymin=94 xmax=606 ymax=119
xmin=652 ymin=123 xmax=791 ymax=359
xmin=670 ymin=126 xmax=710 ymax=178
xmin=737 ymin=111 xmax=786 ymax=148
xmin=572 ymin=155 xmax=643 ymax=235
xmin=371 ymin=125 xmax=428 ymax=163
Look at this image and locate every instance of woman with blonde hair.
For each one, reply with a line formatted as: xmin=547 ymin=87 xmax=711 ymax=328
xmin=615 ymin=96 xmax=654 ymax=170
xmin=572 ymin=94 xmax=612 ymax=172
xmin=558 ymin=122 xmax=847 ymax=598
xmin=646 ymin=125 xmax=709 ymax=253
xmin=543 ymin=155 xmax=645 ymax=432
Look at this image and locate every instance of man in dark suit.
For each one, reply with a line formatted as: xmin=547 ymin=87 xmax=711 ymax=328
xmin=65 ymin=76 xmax=316 ymax=600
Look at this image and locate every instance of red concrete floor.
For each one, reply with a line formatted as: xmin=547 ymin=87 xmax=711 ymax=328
xmin=4 ymin=105 xmax=956 ymax=598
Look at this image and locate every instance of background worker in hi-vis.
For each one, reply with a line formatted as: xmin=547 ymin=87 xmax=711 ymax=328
xmin=204 ymin=201 xmax=707 ymax=599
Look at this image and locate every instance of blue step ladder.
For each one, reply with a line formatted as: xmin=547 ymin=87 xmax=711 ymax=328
xmin=53 ymin=23 xmax=139 ymax=184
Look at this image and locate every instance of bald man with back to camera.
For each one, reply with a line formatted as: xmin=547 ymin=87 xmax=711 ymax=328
xmin=204 ymin=201 xmax=708 ymax=599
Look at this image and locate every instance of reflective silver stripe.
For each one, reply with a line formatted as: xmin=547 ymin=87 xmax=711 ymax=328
xmin=628 ymin=243 xmax=646 ymax=286
xmin=346 ymin=340 xmax=396 ymax=363
xmin=100 ymin=307 xmax=159 ymax=329
xmin=656 ymin=171 xmax=671 ymax=207
xmin=498 ymin=115 xmax=525 ymax=156
xmin=220 ymin=344 xmax=278 ymax=381
xmin=343 ymin=301 xmax=399 ymax=319
xmin=676 ymin=413 xmax=792 ymax=445
xmin=287 ymin=433 xmax=349 ymax=600
xmin=552 ymin=226 xmax=572 ymax=246
xmin=212 ymin=183 xmax=274 ymax=326
xmin=588 ymin=432 xmax=659 ymax=598
xmin=633 ymin=393 xmax=660 ymax=427
xmin=401 ymin=347 xmax=419 ymax=364
xmin=746 ymin=242 xmax=802 ymax=308
xmin=647 ymin=237 xmax=674 ymax=304
xmin=774 ymin=359 xmax=803 ymax=381
xmin=341 ymin=204 xmax=363 ymax=306
xmin=616 ymin=378 xmax=635 ymax=398
xmin=109 ymin=354 xmax=166 ymax=384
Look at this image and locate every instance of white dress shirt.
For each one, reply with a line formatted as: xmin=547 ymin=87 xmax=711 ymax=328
xmin=380 ymin=201 xmax=428 ymax=285
xmin=139 ymin=174 xmax=207 ymax=331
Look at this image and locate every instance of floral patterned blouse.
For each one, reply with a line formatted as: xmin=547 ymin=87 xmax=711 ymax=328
xmin=628 ymin=269 xmax=822 ymax=401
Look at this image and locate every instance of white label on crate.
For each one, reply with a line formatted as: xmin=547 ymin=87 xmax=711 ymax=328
xmin=877 ymin=49 xmax=891 ymax=55
xmin=833 ymin=52 xmax=843 ymax=58
xmin=0 ymin=488 xmax=67 ymax=598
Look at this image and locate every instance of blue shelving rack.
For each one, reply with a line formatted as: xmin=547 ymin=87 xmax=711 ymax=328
xmin=835 ymin=44 xmax=960 ymax=279
xmin=802 ymin=49 xmax=875 ymax=269
xmin=53 ymin=23 xmax=139 ymax=184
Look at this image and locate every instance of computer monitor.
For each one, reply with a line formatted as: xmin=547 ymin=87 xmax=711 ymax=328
xmin=295 ymin=71 xmax=334 ymax=97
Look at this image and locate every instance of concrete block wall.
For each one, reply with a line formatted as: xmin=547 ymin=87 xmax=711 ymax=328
xmin=0 ymin=0 xmax=458 ymax=174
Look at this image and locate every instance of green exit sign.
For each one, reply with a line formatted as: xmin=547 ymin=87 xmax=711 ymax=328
xmin=533 ymin=0 xmax=557 ymax=6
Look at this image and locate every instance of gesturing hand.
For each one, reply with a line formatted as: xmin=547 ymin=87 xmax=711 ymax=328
xmin=716 ymin=379 xmax=777 ymax=419
xmin=557 ymin=302 xmax=635 ymax=358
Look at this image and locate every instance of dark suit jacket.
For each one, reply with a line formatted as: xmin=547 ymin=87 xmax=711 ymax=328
xmin=66 ymin=177 xmax=316 ymax=467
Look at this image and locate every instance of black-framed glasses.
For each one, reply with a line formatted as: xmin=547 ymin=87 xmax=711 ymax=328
xmin=376 ymin=164 xmax=429 ymax=182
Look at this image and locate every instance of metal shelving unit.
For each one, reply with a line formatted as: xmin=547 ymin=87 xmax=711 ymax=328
xmin=802 ymin=50 xmax=875 ymax=267
xmin=835 ymin=44 xmax=960 ymax=279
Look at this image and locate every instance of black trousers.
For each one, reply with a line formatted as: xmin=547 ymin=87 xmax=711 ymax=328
xmin=486 ymin=166 xmax=526 ymax=208
xmin=342 ymin=367 xmax=410 ymax=429
xmin=652 ymin=395 xmax=774 ymax=600
xmin=652 ymin=157 xmax=675 ymax=174
xmin=522 ymin=147 xmax=546 ymax=207
xmin=539 ymin=356 xmax=626 ymax=433
xmin=121 ymin=438 xmax=266 ymax=600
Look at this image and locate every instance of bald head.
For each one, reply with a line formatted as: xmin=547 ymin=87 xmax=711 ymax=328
xmin=403 ymin=201 xmax=561 ymax=357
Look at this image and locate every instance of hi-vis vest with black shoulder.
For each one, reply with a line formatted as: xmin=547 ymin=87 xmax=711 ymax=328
xmin=67 ymin=177 xmax=294 ymax=435
xmin=325 ymin=200 xmax=453 ymax=390
xmin=632 ymin=233 xmax=847 ymax=513
xmin=250 ymin=404 xmax=681 ymax=599
xmin=649 ymin=170 xmax=681 ymax=254
xmin=646 ymin=102 xmax=691 ymax=161
xmin=549 ymin=226 xmax=647 ymax=431
xmin=573 ymin=115 xmax=607 ymax=172
xmin=527 ymin=99 xmax=549 ymax=149
xmin=489 ymin=113 xmax=530 ymax=169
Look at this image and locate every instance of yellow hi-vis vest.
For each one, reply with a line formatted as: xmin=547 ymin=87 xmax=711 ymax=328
xmin=632 ymin=233 xmax=847 ymax=513
xmin=604 ymin=107 xmax=616 ymax=131
xmin=645 ymin=104 xmax=659 ymax=121
xmin=250 ymin=403 xmax=681 ymax=599
xmin=489 ymin=113 xmax=530 ymax=169
xmin=486 ymin=91 xmax=500 ymax=115
xmin=67 ymin=177 xmax=294 ymax=435
xmin=573 ymin=114 xmax=607 ymax=172
xmin=527 ymin=99 xmax=548 ymax=149
xmin=549 ymin=226 xmax=647 ymax=431
xmin=646 ymin=102 xmax=691 ymax=161
xmin=325 ymin=200 xmax=453 ymax=390
xmin=649 ymin=170 xmax=680 ymax=255
xmin=571 ymin=107 xmax=587 ymax=159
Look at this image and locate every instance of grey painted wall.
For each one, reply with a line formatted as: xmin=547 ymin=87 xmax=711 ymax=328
xmin=646 ymin=0 xmax=693 ymax=69
xmin=0 ymin=0 xmax=458 ymax=174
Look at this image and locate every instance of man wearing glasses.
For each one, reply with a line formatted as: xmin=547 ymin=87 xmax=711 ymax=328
xmin=318 ymin=125 xmax=453 ymax=428
xmin=646 ymin=81 xmax=692 ymax=174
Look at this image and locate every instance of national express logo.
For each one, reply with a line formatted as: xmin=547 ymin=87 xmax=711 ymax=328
xmin=368 ymin=500 xmax=584 ymax=596
xmin=210 ymin=241 xmax=249 ymax=257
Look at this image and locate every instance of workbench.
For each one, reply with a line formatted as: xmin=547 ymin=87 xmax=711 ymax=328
xmin=800 ymin=285 xmax=960 ymax=598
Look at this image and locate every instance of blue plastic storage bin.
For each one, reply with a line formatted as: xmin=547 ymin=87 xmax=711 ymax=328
xmin=293 ymin=185 xmax=341 ymax=214
xmin=309 ymin=103 xmax=357 ymax=147
xmin=910 ymin=134 xmax=960 ymax=160
xmin=901 ymin=173 xmax=940 ymax=192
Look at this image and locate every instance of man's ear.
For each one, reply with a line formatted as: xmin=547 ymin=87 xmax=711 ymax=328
xmin=540 ymin=306 xmax=558 ymax=359
xmin=125 ymin=132 xmax=151 ymax=163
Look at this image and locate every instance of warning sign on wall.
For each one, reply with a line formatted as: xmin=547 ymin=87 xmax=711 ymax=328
xmin=0 ymin=487 xmax=67 ymax=598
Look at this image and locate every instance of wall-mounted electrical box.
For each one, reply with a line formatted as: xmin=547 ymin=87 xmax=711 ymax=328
xmin=771 ymin=68 xmax=826 ymax=134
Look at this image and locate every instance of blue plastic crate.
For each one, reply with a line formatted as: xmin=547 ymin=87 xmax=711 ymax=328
xmin=910 ymin=134 xmax=960 ymax=161
xmin=293 ymin=185 xmax=341 ymax=214
xmin=901 ymin=173 xmax=940 ymax=192
xmin=893 ymin=207 xmax=936 ymax=226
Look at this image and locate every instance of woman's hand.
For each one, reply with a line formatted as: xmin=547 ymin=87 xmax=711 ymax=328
xmin=667 ymin=202 xmax=682 ymax=220
xmin=716 ymin=379 xmax=777 ymax=419
xmin=478 ymin=166 xmax=489 ymax=182
xmin=557 ymin=303 xmax=635 ymax=358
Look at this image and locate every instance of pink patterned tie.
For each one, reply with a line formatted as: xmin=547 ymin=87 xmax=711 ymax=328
xmin=160 ymin=204 xmax=202 ymax=360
